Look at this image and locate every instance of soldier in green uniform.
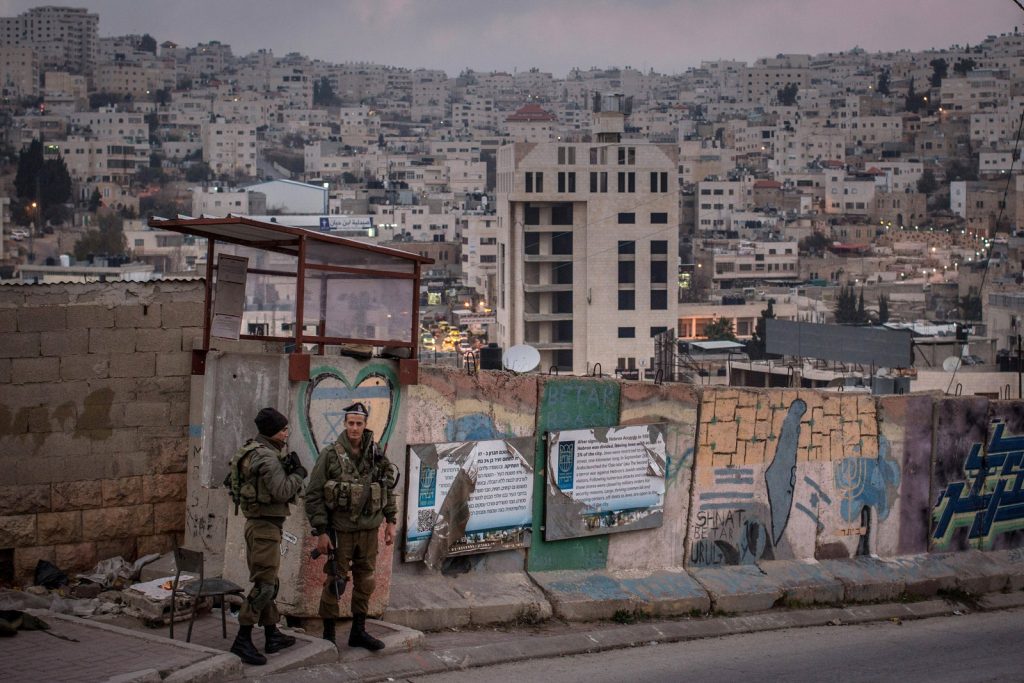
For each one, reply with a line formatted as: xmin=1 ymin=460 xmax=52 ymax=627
xmin=305 ymin=402 xmax=398 ymax=650
xmin=229 ymin=407 xmax=307 ymax=666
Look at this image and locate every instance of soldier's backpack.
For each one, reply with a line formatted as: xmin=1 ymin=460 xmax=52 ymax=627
xmin=223 ymin=440 xmax=261 ymax=515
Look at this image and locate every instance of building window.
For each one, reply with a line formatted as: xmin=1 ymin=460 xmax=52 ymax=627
xmin=650 ymin=212 xmax=669 ymax=224
xmin=650 ymin=326 xmax=668 ymax=337
xmin=557 ymin=171 xmax=577 ymax=193
xmin=618 ymin=290 xmax=635 ymax=310
xmin=552 ymin=231 xmax=573 ymax=255
xmin=617 ymin=171 xmax=636 ymax=192
xmin=650 ymin=260 xmax=667 ymax=283
xmin=618 ymin=240 xmax=636 ymax=255
xmin=650 ymin=289 xmax=668 ymax=310
xmin=651 ymin=240 xmax=668 ymax=254
xmin=551 ymin=203 xmax=573 ymax=225
xmin=618 ymin=261 xmax=635 ymax=284
xmin=618 ymin=146 xmax=635 ymax=165
xmin=525 ymin=172 xmax=533 ymax=193
xmin=590 ymin=171 xmax=608 ymax=193
xmin=524 ymin=205 xmax=540 ymax=225
xmin=524 ymin=232 xmax=540 ymax=255
xmin=618 ymin=212 xmax=636 ymax=224
xmin=618 ymin=327 xmax=636 ymax=338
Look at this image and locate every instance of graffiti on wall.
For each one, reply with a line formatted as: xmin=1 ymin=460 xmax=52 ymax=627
xmin=296 ymin=363 xmax=400 ymax=458
xmin=933 ymin=420 xmax=1024 ymax=549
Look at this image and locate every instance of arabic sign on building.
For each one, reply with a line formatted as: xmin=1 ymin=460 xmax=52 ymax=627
xmin=404 ymin=438 xmax=534 ymax=566
xmin=318 ymin=215 xmax=374 ymax=232
xmin=544 ymin=424 xmax=667 ymax=540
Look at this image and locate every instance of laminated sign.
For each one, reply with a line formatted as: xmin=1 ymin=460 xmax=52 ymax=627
xmin=545 ymin=424 xmax=667 ymax=540
xmin=404 ymin=438 xmax=534 ymax=567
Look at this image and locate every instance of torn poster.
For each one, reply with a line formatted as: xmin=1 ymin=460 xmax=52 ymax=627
xmin=544 ymin=423 xmax=667 ymax=541
xmin=404 ymin=437 xmax=534 ymax=564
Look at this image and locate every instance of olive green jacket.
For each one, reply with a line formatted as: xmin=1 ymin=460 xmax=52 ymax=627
xmin=242 ymin=434 xmax=304 ymax=519
xmin=305 ymin=429 xmax=398 ymax=533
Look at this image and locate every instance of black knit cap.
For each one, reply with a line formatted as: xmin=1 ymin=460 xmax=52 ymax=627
xmin=255 ymin=407 xmax=288 ymax=436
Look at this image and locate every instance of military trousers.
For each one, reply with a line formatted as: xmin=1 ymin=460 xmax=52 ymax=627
xmin=319 ymin=527 xmax=378 ymax=618
xmin=239 ymin=517 xmax=283 ymax=626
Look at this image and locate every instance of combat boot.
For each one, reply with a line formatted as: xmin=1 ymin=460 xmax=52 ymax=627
xmin=264 ymin=624 xmax=296 ymax=653
xmin=348 ymin=614 xmax=384 ymax=651
xmin=322 ymin=617 xmax=336 ymax=643
xmin=230 ymin=625 xmax=267 ymax=665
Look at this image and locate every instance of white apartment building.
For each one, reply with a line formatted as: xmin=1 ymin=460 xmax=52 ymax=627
xmin=824 ymin=172 xmax=877 ymax=216
xmin=0 ymin=6 xmax=98 ymax=74
xmin=695 ymin=178 xmax=754 ymax=233
xmin=92 ymin=60 xmax=176 ymax=97
xmin=201 ymin=118 xmax=258 ymax=178
xmin=940 ymin=71 xmax=1011 ymax=112
xmin=505 ymin=103 xmax=558 ymax=143
xmin=0 ymin=46 xmax=39 ymax=99
xmin=411 ymin=69 xmax=450 ymax=122
xmin=191 ymin=186 xmax=267 ymax=217
xmin=213 ymin=94 xmax=274 ymax=127
xmin=54 ymin=136 xmax=149 ymax=185
xmin=496 ymin=98 xmax=679 ymax=374
xmin=848 ymin=116 xmax=904 ymax=148
xmin=69 ymin=109 xmax=147 ymax=142
xmin=460 ymin=213 xmax=499 ymax=304
xmin=679 ymin=139 xmax=737 ymax=184
xmin=770 ymin=127 xmax=845 ymax=174
xmin=452 ymin=95 xmax=499 ymax=132
xmin=871 ymin=160 xmax=924 ymax=193
xmin=697 ymin=240 xmax=799 ymax=289
xmin=445 ymin=157 xmax=487 ymax=195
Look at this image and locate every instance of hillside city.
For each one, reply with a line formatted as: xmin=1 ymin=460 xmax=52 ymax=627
xmin=1 ymin=5 xmax=1022 ymax=392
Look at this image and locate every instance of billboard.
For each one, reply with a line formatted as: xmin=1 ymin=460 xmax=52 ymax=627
xmin=766 ymin=319 xmax=913 ymax=368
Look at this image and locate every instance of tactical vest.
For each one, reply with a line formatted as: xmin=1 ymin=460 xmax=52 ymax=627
xmin=225 ymin=439 xmax=291 ymax=518
xmin=322 ymin=443 xmax=398 ymax=524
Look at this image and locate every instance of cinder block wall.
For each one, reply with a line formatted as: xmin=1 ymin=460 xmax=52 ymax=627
xmin=0 ymin=280 xmax=205 ymax=583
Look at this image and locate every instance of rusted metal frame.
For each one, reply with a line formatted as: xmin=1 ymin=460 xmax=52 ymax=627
xmin=294 ymin=235 xmax=307 ymax=350
xmin=303 ymin=334 xmax=415 ymax=347
xmin=410 ymin=262 xmax=422 ymax=360
xmin=246 ymin=266 xmax=297 ymax=277
xmin=239 ymin=333 xmax=292 ymax=342
xmin=202 ymin=237 xmax=215 ymax=352
xmin=195 ymin=230 xmax=300 ymax=258
xmin=304 ymin=261 xmax=417 ymax=279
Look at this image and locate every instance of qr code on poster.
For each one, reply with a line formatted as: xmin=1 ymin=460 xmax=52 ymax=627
xmin=417 ymin=509 xmax=437 ymax=533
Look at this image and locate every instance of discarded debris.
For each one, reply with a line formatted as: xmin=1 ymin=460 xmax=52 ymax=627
xmin=34 ymin=560 xmax=69 ymax=589
xmin=889 ymin=617 xmax=902 ymax=625
xmin=0 ymin=610 xmax=51 ymax=637
xmin=827 ymin=618 xmax=843 ymax=626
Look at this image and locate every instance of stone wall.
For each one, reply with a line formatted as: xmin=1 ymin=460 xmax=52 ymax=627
xmin=0 ymin=280 xmax=204 ymax=583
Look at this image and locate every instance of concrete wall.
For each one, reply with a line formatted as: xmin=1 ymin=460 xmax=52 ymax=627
xmin=191 ymin=354 xmax=1024 ymax=618
xmin=0 ymin=280 xmax=204 ymax=583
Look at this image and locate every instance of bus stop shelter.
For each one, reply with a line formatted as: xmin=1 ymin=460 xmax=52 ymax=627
xmin=148 ymin=215 xmax=433 ymax=383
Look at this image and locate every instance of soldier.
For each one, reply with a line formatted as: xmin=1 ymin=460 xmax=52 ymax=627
xmin=305 ymin=402 xmax=399 ymax=651
xmin=228 ymin=407 xmax=307 ymax=666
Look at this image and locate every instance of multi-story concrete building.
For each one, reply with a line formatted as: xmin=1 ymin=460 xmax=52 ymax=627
xmin=495 ymin=95 xmax=679 ymax=374
xmin=69 ymin=108 xmax=147 ymax=142
xmin=460 ymin=212 xmax=499 ymax=304
xmin=201 ymin=118 xmax=258 ymax=178
xmin=0 ymin=6 xmax=98 ymax=74
xmin=0 ymin=46 xmax=39 ymax=99
xmin=54 ymin=136 xmax=150 ymax=185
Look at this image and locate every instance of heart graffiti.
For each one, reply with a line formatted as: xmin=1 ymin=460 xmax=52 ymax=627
xmin=297 ymin=363 xmax=400 ymax=460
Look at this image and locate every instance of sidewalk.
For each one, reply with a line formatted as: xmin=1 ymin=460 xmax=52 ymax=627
xmin=257 ymin=592 xmax=1024 ymax=683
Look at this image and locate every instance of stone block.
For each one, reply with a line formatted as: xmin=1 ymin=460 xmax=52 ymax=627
xmin=0 ymin=408 xmax=30 ymax=436
xmin=51 ymin=481 xmax=103 ymax=511
xmin=735 ymin=407 xmax=756 ymax=440
xmin=0 ymin=514 xmax=37 ymax=546
xmin=36 ymin=511 xmax=82 ymax=545
xmin=124 ymin=402 xmax=169 ymax=427
xmin=17 ymin=306 xmax=66 ymax=333
xmin=758 ymin=559 xmax=844 ymax=605
xmin=156 ymin=351 xmax=192 ymax=377
xmin=0 ymin=332 xmax=40 ymax=358
xmin=135 ymin=328 xmax=180 ymax=353
xmin=137 ymin=533 xmax=177 ymax=558
xmin=95 ymin=537 xmax=137 ymax=562
xmin=40 ymin=328 xmax=90 ymax=357
xmin=60 ymin=354 xmax=110 ymax=381
xmin=153 ymin=501 xmax=184 ymax=534
xmin=88 ymin=328 xmax=137 ymax=354
xmin=82 ymin=505 xmax=154 ymax=540
xmin=714 ymin=398 xmax=737 ymax=421
xmin=706 ymin=420 xmax=737 ymax=454
xmin=143 ymin=473 xmax=187 ymax=503
xmin=67 ymin=305 xmax=114 ymax=329
xmin=161 ymin=302 xmax=204 ymax=329
xmin=180 ymin=327 xmax=203 ymax=351
xmin=14 ymin=545 xmax=54 ymax=584
xmin=689 ymin=565 xmax=784 ymax=613
xmin=54 ymin=541 xmax=97 ymax=573
xmin=167 ymin=401 xmax=189 ymax=428
xmin=150 ymin=440 xmax=188 ymax=474
xmin=818 ymin=557 xmax=905 ymax=602
xmin=76 ymin=401 xmax=125 ymax=431
xmin=11 ymin=357 xmax=60 ymax=384
xmin=0 ymin=308 xmax=15 ymax=333
xmin=0 ymin=485 xmax=50 ymax=515
xmin=114 ymin=303 xmax=162 ymax=329
xmin=101 ymin=476 xmax=147 ymax=506
xmin=0 ymin=358 xmax=10 ymax=384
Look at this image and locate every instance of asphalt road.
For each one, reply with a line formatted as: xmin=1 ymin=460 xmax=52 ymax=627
xmin=410 ymin=607 xmax=1024 ymax=683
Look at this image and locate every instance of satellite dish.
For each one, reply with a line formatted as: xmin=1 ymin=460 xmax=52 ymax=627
xmin=502 ymin=344 xmax=541 ymax=373
xmin=942 ymin=356 xmax=962 ymax=372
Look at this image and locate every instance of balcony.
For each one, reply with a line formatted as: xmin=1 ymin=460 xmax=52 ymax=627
xmin=523 ymin=312 xmax=573 ymax=322
xmin=524 ymin=253 xmax=573 ymax=262
xmin=523 ymin=283 xmax=573 ymax=293
xmin=527 ymin=340 xmax=573 ymax=351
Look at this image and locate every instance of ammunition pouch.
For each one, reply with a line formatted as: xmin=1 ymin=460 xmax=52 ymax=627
xmin=323 ymin=480 xmax=350 ymax=511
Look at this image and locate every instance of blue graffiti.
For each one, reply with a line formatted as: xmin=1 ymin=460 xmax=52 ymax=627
xmin=764 ymin=399 xmax=807 ymax=545
xmin=933 ymin=420 xmax=1024 ymax=547
xmin=444 ymin=412 xmax=509 ymax=441
xmin=834 ymin=434 xmax=900 ymax=523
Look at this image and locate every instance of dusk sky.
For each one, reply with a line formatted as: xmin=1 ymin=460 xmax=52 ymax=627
xmin=2 ymin=0 xmax=1021 ymax=74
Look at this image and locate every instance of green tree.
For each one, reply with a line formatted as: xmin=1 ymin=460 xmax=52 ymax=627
xmin=748 ymin=299 xmax=776 ymax=359
xmin=876 ymin=70 xmax=891 ymax=96
xmin=185 ymin=161 xmax=211 ymax=183
xmin=88 ymin=187 xmax=102 ymax=212
xmin=14 ymin=140 xmax=72 ymax=225
xmin=14 ymin=139 xmax=45 ymax=203
xmin=74 ymin=211 xmax=127 ymax=261
xmin=799 ymin=231 xmax=831 ymax=256
xmin=917 ymin=168 xmax=939 ymax=194
xmin=945 ymin=159 xmax=978 ymax=182
xmin=958 ymin=294 xmax=982 ymax=321
xmin=313 ymin=77 xmax=340 ymax=107
xmin=877 ymin=293 xmax=890 ymax=324
xmin=777 ymin=83 xmax=799 ymax=106
xmin=953 ymin=58 xmax=976 ymax=76
xmin=904 ymin=78 xmax=927 ymax=113
xmin=703 ymin=317 xmax=737 ymax=341
xmin=834 ymin=284 xmax=860 ymax=324
xmin=139 ymin=33 xmax=157 ymax=53
xmin=929 ymin=58 xmax=948 ymax=87
xmin=857 ymin=287 xmax=866 ymax=323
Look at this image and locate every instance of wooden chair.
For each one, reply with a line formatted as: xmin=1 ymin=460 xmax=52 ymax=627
xmin=170 ymin=547 xmax=245 ymax=642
